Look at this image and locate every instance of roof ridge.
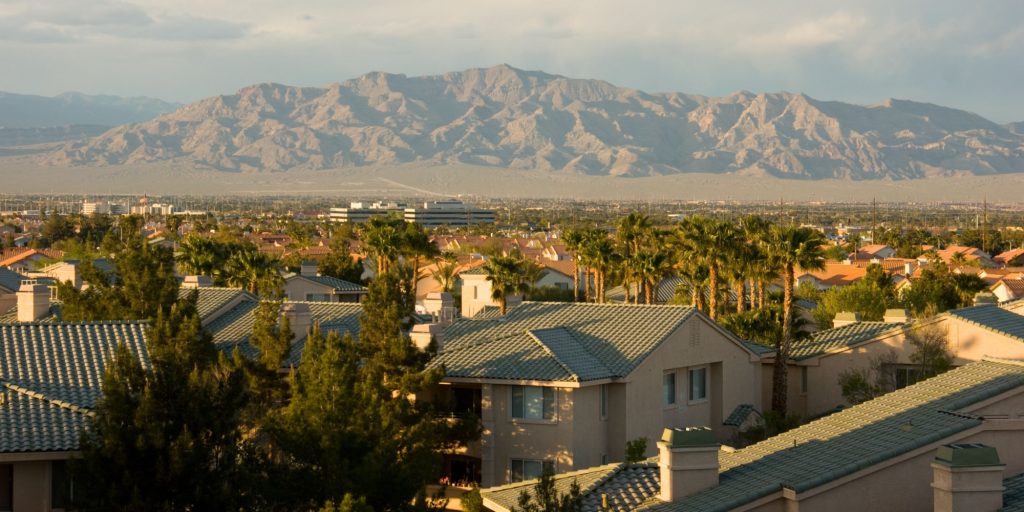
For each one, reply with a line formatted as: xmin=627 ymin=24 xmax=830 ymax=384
xmin=1 ymin=381 xmax=95 ymax=418
xmin=947 ymin=307 xmax=1024 ymax=343
xmin=1 ymin=319 xmax=150 ymax=326
xmin=531 ymin=326 xmax=615 ymax=379
xmin=527 ymin=328 xmax=581 ymax=382
xmin=482 ymin=462 xmax=623 ymax=493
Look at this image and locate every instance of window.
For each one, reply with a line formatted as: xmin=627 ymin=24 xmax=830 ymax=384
xmin=510 ymin=459 xmax=554 ymax=482
xmin=0 ymin=464 xmax=11 ymax=512
xmin=51 ymin=460 xmax=73 ymax=510
xmin=688 ymin=367 xmax=707 ymax=402
xmin=599 ymin=384 xmax=608 ymax=419
xmin=894 ymin=366 xmax=928 ymax=389
xmin=305 ymin=293 xmax=332 ymax=302
xmin=800 ymin=366 xmax=809 ymax=394
xmin=663 ymin=372 xmax=676 ymax=405
xmin=511 ymin=386 xmax=555 ymax=420
xmin=472 ymin=286 xmax=478 ymax=300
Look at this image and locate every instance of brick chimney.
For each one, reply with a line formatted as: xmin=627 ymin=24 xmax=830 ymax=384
xmin=932 ymin=443 xmax=1004 ymax=512
xmin=17 ymin=280 xmax=50 ymax=322
xmin=281 ymin=302 xmax=312 ymax=342
xmin=657 ymin=427 xmax=720 ymax=502
xmin=832 ymin=311 xmax=861 ymax=328
xmin=300 ymin=261 xmax=318 ymax=277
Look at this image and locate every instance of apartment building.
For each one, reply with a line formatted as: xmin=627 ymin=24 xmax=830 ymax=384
xmin=427 ymin=300 xmax=766 ymax=487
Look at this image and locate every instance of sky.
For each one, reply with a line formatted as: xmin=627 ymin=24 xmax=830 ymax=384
xmin=1 ymin=0 xmax=1022 ymax=122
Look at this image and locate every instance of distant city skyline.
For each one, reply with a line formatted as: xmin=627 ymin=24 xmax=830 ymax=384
xmin=1 ymin=0 xmax=1022 ymax=122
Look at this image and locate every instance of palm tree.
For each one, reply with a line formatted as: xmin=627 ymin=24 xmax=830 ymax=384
xmin=176 ymin=235 xmax=220 ymax=277
xmin=362 ymin=217 xmax=404 ymax=275
xmin=633 ymin=250 xmax=672 ymax=304
xmin=616 ymin=213 xmax=656 ymax=302
xmin=562 ymin=229 xmax=585 ymax=302
xmin=581 ymin=232 xmax=616 ymax=304
xmin=225 ymin=248 xmax=282 ymax=296
xmin=402 ymin=222 xmax=438 ymax=284
xmin=677 ymin=217 xmax=741 ymax=320
xmin=483 ymin=255 xmax=531 ymax=315
xmin=766 ymin=225 xmax=825 ymax=415
xmin=432 ymin=261 xmax=459 ymax=293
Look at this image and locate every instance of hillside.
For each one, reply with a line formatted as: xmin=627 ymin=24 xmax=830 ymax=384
xmin=41 ymin=65 xmax=1024 ymax=179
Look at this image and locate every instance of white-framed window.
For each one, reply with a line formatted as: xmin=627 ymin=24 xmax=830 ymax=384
xmin=510 ymin=459 xmax=554 ymax=482
xmin=663 ymin=372 xmax=676 ymax=406
xmin=688 ymin=367 xmax=707 ymax=402
xmin=511 ymin=386 xmax=555 ymax=420
xmin=599 ymin=384 xmax=608 ymax=419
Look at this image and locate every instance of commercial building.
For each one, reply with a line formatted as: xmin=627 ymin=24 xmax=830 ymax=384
xmin=403 ymin=200 xmax=496 ymax=227
xmin=328 ymin=201 xmax=407 ymax=223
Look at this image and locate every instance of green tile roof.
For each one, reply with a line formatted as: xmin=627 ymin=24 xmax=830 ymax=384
xmin=0 ymin=321 xmax=150 ymax=453
xmin=1004 ymin=472 xmax=1024 ymax=512
xmin=178 ymin=286 xmax=253 ymax=322
xmin=723 ymin=404 xmax=759 ymax=427
xmin=205 ymin=298 xmax=362 ymax=367
xmin=947 ymin=305 xmax=1024 ymax=343
xmin=302 ymin=275 xmax=367 ymax=293
xmin=431 ymin=302 xmax=698 ymax=383
xmin=482 ymin=461 xmax=660 ymax=512
xmin=0 ymin=267 xmax=23 ymax=293
xmin=641 ymin=359 xmax=1024 ymax=512
xmin=788 ymin=321 xmax=908 ymax=361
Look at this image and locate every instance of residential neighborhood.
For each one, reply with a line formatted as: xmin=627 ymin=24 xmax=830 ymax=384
xmin=2 ymin=199 xmax=1024 ymax=511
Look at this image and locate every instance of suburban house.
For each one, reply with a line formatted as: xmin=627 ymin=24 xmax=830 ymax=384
xmin=995 ymin=248 xmax=1024 ymax=267
xmin=282 ymin=261 xmax=367 ymax=303
xmin=926 ymin=244 xmax=996 ymax=268
xmin=0 ymin=249 xmax=63 ymax=274
xmin=992 ymin=275 xmax=1024 ymax=302
xmin=426 ymin=300 xmax=766 ymax=487
xmin=851 ymin=244 xmax=896 ymax=261
xmin=0 ymin=312 xmax=150 ymax=511
xmin=482 ymin=358 xmax=1024 ymax=512
xmin=776 ymin=303 xmax=1024 ymax=418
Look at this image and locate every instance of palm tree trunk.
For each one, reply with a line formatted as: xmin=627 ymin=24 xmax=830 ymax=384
xmin=624 ymin=279 xmax=631 ymax=304
xmin=757 ymin=280 xmax=766 ymax=309
xmin=708 ymin=265 xmax=719 ymax=320
xmin=735 ymin=280 xmax=746 ymax=313
xmin=691 ymin=283 xmax=699 ymax=310
xmin=646 ymin=279 xmax=654 ymax=304
xmin=772 ymin=265 xmax=795 ymax=415
xmin=499 ymin=295 xmax=507 ymax=315
xmin=572 ymin=259 xmax=579 ymax=302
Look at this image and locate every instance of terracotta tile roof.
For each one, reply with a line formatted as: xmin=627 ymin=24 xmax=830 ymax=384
xmin=995 ymin=248 xmax=1024 ymax=266
xmin=0 ymin=248 xmax=64 ymax=268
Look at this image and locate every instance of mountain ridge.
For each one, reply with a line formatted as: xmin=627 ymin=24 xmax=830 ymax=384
xmin=39 ymin=65 xmax=1024 ymax=179
xmin=0 ymin=91 xmax=179 ymax=129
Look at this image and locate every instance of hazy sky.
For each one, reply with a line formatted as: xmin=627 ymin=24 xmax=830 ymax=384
xmin=1 ymin=0 xmax=1022 ymax=122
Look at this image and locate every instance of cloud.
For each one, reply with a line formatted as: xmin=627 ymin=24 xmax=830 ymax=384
xmin=0 ymin=0 xmax=246 ymax=42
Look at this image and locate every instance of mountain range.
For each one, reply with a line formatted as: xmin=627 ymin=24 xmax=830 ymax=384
xmin=0 ymin=91 xmax=178 ymax=129
xmin=20 ymin=65 xmax=1024 ymax=179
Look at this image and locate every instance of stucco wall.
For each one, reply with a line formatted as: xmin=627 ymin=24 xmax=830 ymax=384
xmin=12 ymin=460 xmax=51 ymax=512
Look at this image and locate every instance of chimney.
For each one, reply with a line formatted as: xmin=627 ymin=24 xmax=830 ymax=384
xmin=883 ymin=309 xmax=910 ymax=323
xmin=931 ymin=443 xmax=1004 ymax=512
xmin=17 ymin=280 xmax=50 ymax=322
xmin=904 ymin=262 xmax=915 ymax=276
xmin=423 ymin=292 xmax=456 ymax=325
xmin=280 ymin=302 xmax=312 ymax=342
xmin=181 ymin=275 xmax=213 ymax=289
xmin=300 ymin=261 xmax=318 ymax=277
xmin=832 ymin=311 xmax=861 ymax=328
xmin=973 ymin=292 xmax=998 ymax=307
xmin=410 ymin=323 xmax=444 ymax=352
xmin=657 ymin=427 xmax=720 ymax=502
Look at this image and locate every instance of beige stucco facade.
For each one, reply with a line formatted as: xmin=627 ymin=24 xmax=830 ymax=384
xmin=777 ymin=313 xmax=1024 ymax=419
xmin=446 ymin=315 xmax=764 ymax=487
xmin=0 ymin=453 xmax=72 ymax=512
xmin=283 ymin=275 xmax=362 ymax=303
